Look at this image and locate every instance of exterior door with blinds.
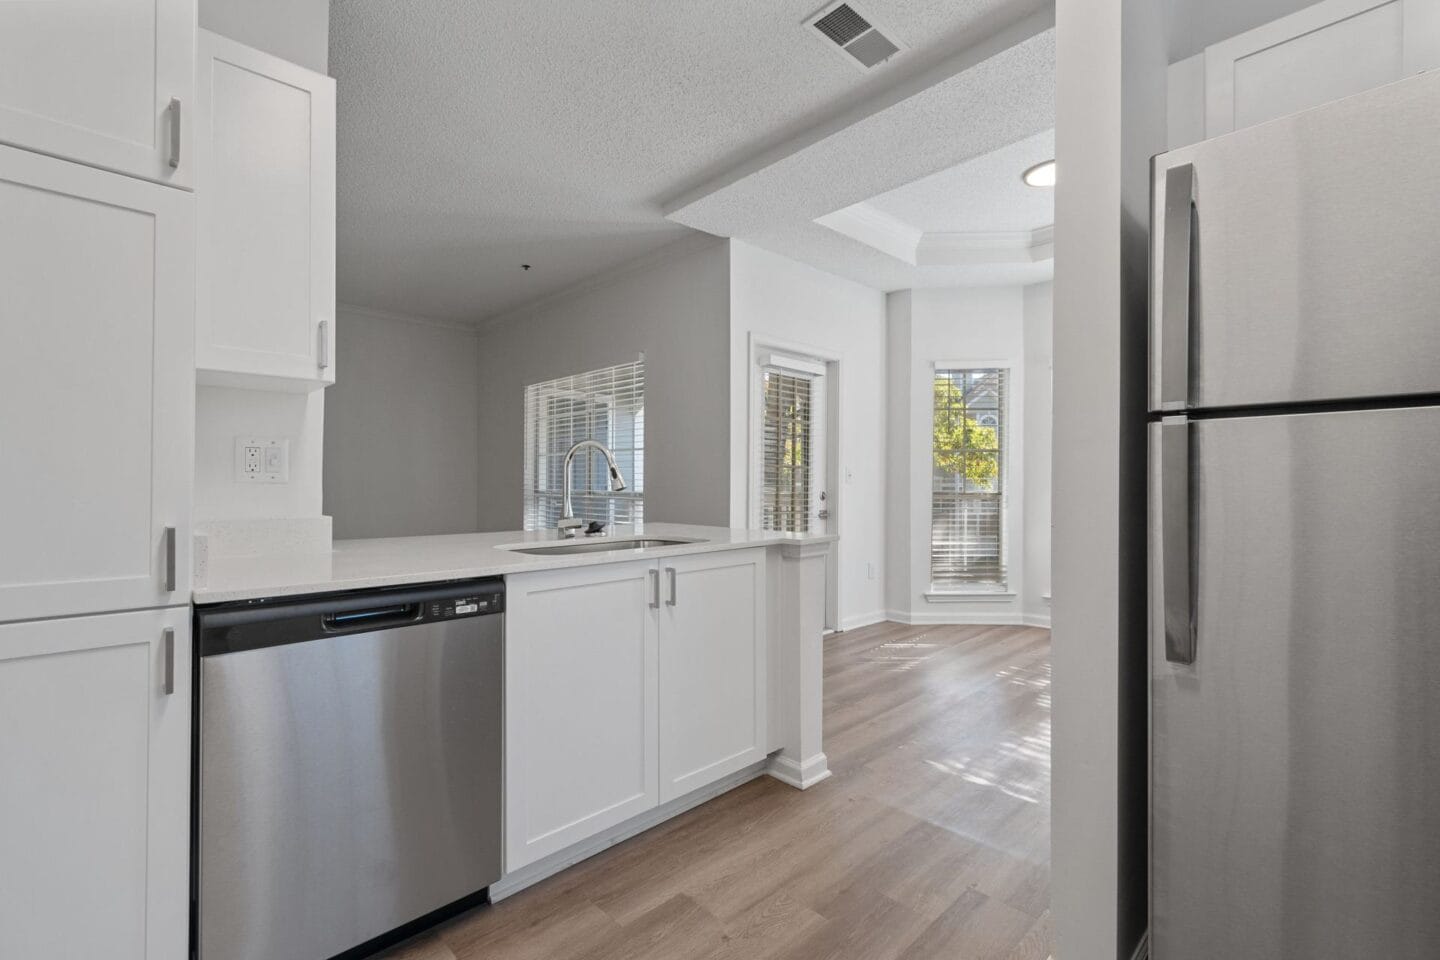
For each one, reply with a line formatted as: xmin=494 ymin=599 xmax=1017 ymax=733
xmin=755 ymin=361 xmax=827 ymax=535
xmin=931 ymin=367 xmax=1008 ymax=588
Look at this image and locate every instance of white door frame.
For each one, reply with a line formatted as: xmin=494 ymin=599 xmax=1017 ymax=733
xmin=746 ymin=333 xmax=843 ymax=632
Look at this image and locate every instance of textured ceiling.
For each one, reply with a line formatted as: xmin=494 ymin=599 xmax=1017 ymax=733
xmin=667 ymin=18 xmax=1056 ymax=291
xmin=866 ymin=127 xmax=1054 ymax=234
xmin=329 ymin=0 xmax=1053 ymax=323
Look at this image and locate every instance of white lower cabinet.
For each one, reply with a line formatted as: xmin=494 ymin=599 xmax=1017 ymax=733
xmin=657 ymin=550 xmax=767 ymax=803
xmin=0 ymin=607 xmax=191 ymax=960
xmin=504 ymin=548 xmax=767 ymax=872
xmin=505 ymin=560 xmax=659 ymax=871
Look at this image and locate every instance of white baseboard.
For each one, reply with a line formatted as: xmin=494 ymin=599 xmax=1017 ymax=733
xmin=883 ymin=608 xmax=1024 ymax=626
xmin=765 ymin=752 xmax=831 ymax=789
xmin=490 ymin=759 xmax=769 ymax=902
xmin=881 ymin=608 xmax=1052 ymax=628
xmin=838 ymin=609 xmax=887 ymax=631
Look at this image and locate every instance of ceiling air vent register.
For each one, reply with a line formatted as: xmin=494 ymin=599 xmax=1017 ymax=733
xmin=806 ymin=2 xmax=905 ymax=70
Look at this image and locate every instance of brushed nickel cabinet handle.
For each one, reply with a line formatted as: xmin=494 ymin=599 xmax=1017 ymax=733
xmin=317 ymin=320 xmax=331 ymax=370
xmin=665 ymin=567 xmax=677 ymax=607
xmin=649 ymin=568 xmax=660 ymax=609
xmin=162 ymin=627 xmax=175 ymax=695
xmin=163 ymin=526 xmax=177 ymax=592
xmin=167 ymin=98 xmax=182 ymax=169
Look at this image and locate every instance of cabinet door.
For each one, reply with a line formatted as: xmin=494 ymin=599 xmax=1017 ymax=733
xmin=657 ymin=549 xmax=767 ymax=803
xmin=195 ymin=30 xmax=336 ymax=391
xmin=505 ymin=561 xmax=658 ymax=871
xmin=0 ymin=0 xmax=194 ymax=187
xmin=0 ymin=146 xmax=193 ymax=623
xmin=0 ymin=607 xmax=191 ymax=960
xmin=1203 ymin=0 xmax=1440 ymax=137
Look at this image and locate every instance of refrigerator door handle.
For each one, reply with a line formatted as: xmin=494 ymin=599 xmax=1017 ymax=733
xmin=1157 ymin=162 xmax=1195 ymax=412
xmin=1158 ymin=417 xmax=1197 ymax=664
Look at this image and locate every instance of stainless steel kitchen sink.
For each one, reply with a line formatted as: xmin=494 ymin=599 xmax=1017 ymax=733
xmin=508 ymin=537 xmax=703 ymax=556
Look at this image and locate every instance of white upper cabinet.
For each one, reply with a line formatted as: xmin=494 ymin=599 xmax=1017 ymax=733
xmin=1204 ymin=0 xmax=1440 ymax=136
xmin=0 ymin=146 xmax=193 ymax=623
xmin=195 ymin=30 xmax=336 ymax=391
xmin=0 ymin=608 xmax=191 ymax=960
xmin=0 ymin=0 xmax=194 ymax=188
xmin=658 ymin=549 xmax=768 ymax=804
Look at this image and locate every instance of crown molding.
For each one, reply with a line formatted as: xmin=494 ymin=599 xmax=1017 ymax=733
xmin=814 ymin=201 xmax=922 ymax=263
xmin=815 ymin=202 xmax=1055 ymax=269
xmin=915 ymin=224 xmax=1054 ymax=266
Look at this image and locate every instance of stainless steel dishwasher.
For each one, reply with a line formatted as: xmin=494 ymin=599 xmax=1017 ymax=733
xmin=194 ymin=579 xmax=503 ymax=960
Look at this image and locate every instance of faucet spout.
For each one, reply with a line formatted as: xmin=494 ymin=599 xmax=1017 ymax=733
xmin=559 ymin=440 xmax=627 ymax=536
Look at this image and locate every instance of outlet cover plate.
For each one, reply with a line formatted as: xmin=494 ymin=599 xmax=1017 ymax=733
xmin=235 ymin=436 xmax=290 ymax=483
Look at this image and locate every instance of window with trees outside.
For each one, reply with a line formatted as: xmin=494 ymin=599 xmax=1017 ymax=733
xmin=759 ymin=368 xmax=815 ymax=533
xmin=523 ymin=356 xmax=644 ymax=531
xmin=931 ymin=367 xmax=1008 ymax=587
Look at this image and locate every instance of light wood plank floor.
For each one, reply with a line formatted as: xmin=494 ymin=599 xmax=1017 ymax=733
xmin=374 ymin=621 xmax=1052 ymax=960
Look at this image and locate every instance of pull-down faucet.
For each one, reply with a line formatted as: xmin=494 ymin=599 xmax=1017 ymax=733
xmin=558 ymin=440 xmax=627 ymax=537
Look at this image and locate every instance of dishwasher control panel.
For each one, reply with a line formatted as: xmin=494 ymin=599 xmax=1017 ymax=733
xmin=198 ymin=578 xmax=505 ymax=656
xmin=429 ymin=589 xmax=504 ymax=620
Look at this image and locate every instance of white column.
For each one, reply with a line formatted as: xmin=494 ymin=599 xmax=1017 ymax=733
xmin=766 ymin=539 xmax=831 ymax=789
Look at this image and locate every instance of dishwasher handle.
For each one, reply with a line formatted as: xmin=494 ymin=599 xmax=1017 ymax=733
xmin=322 ymin=603 xmax=422 ymax=632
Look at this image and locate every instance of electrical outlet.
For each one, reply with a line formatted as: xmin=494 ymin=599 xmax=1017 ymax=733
xmin=235 ymin=436 xmax=290 ymax=483
xmin=867 ymin=562 xmax=878 ymax=581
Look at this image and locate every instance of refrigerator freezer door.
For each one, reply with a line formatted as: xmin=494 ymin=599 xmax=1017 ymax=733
xmin=1150 ymin=406 xmax=1440 ymax=960
xmin=1150 ymin=69 xmax=1440 ymax=413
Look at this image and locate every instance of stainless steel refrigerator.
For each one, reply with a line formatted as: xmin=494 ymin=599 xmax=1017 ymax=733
xmin=1148 ymin=70 xmax=1440 ymax=959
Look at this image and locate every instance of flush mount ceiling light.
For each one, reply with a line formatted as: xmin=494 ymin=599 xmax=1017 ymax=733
xmin=1023 ymin=159 xmax=1056 ymax=187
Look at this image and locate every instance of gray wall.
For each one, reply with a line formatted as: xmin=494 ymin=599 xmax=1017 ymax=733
xmin=199 ymin=0 xmax=330 ymax=73
xmin=324 ymin=308 xmax=481 ymax=539
xmin=474 ymin=238 xmax=732 ymax=532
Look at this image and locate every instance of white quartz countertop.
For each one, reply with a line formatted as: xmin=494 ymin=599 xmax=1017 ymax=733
xmin=193 ymin=523 xmax=835 ymax=604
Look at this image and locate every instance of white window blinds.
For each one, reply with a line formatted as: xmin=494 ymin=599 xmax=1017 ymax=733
xmin=931 ymin=367 xmax=1008 ymax=587
xmin=523 ymin=357 xmax=645 ymax=531
xmin=760 ymin=369 xmax=815 ymax=533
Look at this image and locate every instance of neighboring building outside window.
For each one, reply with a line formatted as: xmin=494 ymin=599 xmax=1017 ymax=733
xmin=931 ymin=366 xmax=1008 ymax=588
xmin=523 ymin=356 xmax=644 ymax=530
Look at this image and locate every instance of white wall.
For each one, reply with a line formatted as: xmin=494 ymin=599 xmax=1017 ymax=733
xmin=473 ymin=237 xmax=732 ymax=531
xmin=324 ymin=307 xmax=481 ymax=539
xmin=883 ymin=286 xmax=1050 ymax=626
xmin=195 ymin=387 xmax=325 ymax=521
xmin=1022 ymin=282 xmax=1053 ymax=620
xmin=1051 ymin=0 xmax=1168 ymax=956
xmin=884 ymin=292 xmax=914 ymax=620
xmin=199 ymin=0 xmax=330 ymax=73
xmin=727 ymin=241 xmax=888 ymax=631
